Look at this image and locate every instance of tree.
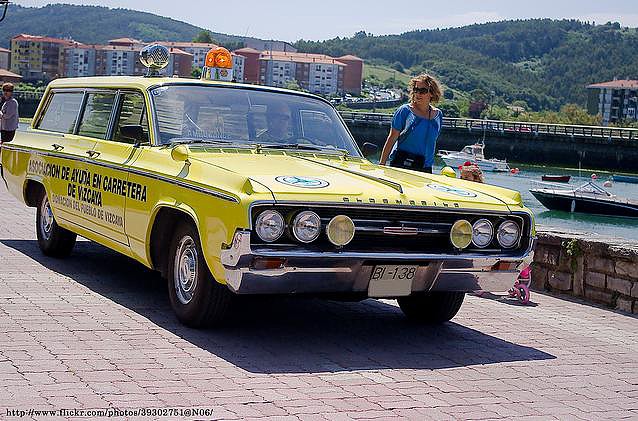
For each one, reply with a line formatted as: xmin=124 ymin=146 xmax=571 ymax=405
xmin=191 ymin=66 xmax=201 ymax=79
xmin=285 ymin=79 xmax=303 ymax=92
xmin=193 ymin=30 xmax=216 ymax=44
xmin=439 ymin=101 xmax=460 ymax=118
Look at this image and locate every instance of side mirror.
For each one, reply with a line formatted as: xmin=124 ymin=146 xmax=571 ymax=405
xmin=171 ymin=145 xmax=190 ymax=162
xmin=362 ymin=142 xmax=379 ymax=157
xmin=120 ymin=125 xmax=147 ymax=144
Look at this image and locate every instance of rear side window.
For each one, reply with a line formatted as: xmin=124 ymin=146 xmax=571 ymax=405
xmin=38 ymin=92 xmax=84 ymax=134
xmin=113 ymin=92 xmax=149 ymax=144
xmin=77 ymin=92 xmax=117 ymax=139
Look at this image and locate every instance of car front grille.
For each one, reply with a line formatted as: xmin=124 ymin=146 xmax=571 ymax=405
xmin=250 ymin=204 xmax=532 ymax=255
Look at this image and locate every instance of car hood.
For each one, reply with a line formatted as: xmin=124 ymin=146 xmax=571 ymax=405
xmin=190 ymin=150 xmax=524 ymax=210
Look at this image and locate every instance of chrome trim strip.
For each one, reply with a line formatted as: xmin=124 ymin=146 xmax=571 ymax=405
xmin=1 ymin=144 xmax=239 ymax=203
xmin=226 ymin=230 xmax=535 ymax=261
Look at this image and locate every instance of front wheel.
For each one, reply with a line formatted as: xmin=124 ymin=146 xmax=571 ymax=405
xmin=167 ymin=222 xmax=233 ymax=328
xmin=397 ymin=291 xmax=465 ymax=324
xmin=36 ymin=190 xmax=76 ymax=257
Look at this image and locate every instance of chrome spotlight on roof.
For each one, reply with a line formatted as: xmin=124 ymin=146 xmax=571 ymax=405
xmin=139 ymin=44 xmax=169 ymax=77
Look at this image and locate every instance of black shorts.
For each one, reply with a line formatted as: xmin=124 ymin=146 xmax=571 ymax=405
xmin=1 ymin=130 xmax=15 ymax=143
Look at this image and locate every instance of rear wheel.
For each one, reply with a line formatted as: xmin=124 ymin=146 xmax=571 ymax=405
xmin=36 ymin=190 xmax=76 ymax=257
xmin=167 ymin=222 xmax=233 ymax=328
xmin=397 ymin=291 xmax=465 ymax=323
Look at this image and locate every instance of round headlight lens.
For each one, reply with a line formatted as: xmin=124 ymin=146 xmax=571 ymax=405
xmin=450 ymin=219 xmax=472 ymax=249
xmin=497 ymin=220 xmax=521 ymax=248
xmin=255 ymin=210 xmax=285 ymax=242
xmin=292 ymin=211 xmax=321 ymax=243
xmin=326 ymin=215 xmax=355 ymax=246
xmin=472 ymin=219 xmax=494 ymax=248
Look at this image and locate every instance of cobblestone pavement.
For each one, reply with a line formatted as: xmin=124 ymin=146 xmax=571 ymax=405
xmin=0 ymin=186 xmax=637 ymax=421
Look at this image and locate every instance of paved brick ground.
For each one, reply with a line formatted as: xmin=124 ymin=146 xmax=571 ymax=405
xmin=0 ymin=185 xmax=637 ymax=420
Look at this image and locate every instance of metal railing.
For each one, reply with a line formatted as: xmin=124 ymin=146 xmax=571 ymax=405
xmin=339 ymin=112 xmax=638 ymax=141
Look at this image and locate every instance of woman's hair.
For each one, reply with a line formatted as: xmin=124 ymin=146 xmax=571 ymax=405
xmin=408 ymin=74 xmax=442 ymax=104
xmin=2 ymin=82 xmax=14 ymax=92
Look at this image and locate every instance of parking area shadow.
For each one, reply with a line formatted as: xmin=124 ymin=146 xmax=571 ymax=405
xmin=1 ymin=239 xmax=555 ymax=374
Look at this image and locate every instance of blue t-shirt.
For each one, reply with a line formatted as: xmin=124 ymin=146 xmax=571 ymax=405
xmin=391 ymin=104 xmax=443 ymax=168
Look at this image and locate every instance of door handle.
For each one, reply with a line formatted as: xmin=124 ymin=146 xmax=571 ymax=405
xmin=51 ymin=143 xmax=64 ymax=151
xmin=86 ymin=150 xmax=100 ymax=158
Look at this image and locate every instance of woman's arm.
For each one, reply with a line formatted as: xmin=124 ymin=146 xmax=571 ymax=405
xmin=379 ymin=127 xmax=400 ymax=165
xmin=1 ymin=100 xmax=16 ymax=120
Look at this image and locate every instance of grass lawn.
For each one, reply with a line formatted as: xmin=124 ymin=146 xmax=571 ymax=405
xmin=364 ymin=64 xmax=411 ymax=84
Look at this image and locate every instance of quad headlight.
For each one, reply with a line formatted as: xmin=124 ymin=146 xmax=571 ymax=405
xmin=450 ymin=219 xmax=472 ymax=249
xmin=497 ymin=220 xmax=521 ymax=248
xmin=255 ymin=210 xmax=285 ymax=242
xmin=471 ymin=218 xmax=494 ymax=248
xmin=292 ymin=211 xmax=321 ymax=243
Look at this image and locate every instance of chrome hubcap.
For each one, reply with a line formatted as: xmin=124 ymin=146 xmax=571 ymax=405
xmin=40 ymin=196 xmax=54 ymax=240
xmin=174 ymin=236 xmax=198 ymax=305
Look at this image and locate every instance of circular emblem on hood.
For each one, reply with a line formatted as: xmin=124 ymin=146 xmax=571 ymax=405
xmin=427 ymin=183 xmax=477 ymax=197
xmin=275 ymin=176 xmax=330 ymax=189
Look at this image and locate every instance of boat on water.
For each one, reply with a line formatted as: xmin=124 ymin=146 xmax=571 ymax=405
xmin=612 ymin=174 xmax=638 ymax=184
xmin=541 ymin=174 xmax=571 ymax=183
xmin=437 ymin=143 xmax=510 ymax=172
xmin=530 ymin=181 xmax=638 ymax=218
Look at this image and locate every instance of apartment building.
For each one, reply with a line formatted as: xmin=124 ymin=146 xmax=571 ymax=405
xmin=587 ymin=80 xmax=638 ymax=125
xmin=258 ymin=51 xmax=345 ymax=96
xmin=11 ymin=34 xmax=77 ymax=81
xmin=63 ymin=44 xmax=193 ymax=77
xmin=236 ymin=49 xmax=363 ymax=95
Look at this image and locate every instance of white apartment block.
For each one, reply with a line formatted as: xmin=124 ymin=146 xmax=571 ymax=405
xmin=64 ymin=47 xmax=95 ymax=77
xmin=308 ymin=63 xmax=340 ymax=95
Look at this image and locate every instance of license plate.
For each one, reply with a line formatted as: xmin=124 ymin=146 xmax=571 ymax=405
xmin=368 ymin=265 xmax=418 ymax=297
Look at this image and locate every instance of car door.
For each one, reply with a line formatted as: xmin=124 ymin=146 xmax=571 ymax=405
xmin=33 ymin=90 xmax=98 ymax=229
xmin=75 ymin=90 xmax=138 ymax=246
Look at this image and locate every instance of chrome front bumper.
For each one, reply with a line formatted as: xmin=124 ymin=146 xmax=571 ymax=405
xmin=221 ymin=231 xmax=534 ymax=296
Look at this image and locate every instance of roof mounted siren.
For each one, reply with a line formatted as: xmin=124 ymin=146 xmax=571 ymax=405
xmin=139 ymin=44 xmax=170 ymax=77
xmin=201 ymin=47 xmax=234 ymax=82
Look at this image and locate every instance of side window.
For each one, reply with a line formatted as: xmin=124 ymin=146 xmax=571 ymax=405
xmin=113 ymin=92 xmax=149 ymax=144
xmin=38 ymin=92 xmax=84 ymax=134
xmin=77 ymin=92 xmax=117 ymax=139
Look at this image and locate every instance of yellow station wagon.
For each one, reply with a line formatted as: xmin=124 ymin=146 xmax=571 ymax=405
xmin=1 ymin=46 xmax=535 ymax=327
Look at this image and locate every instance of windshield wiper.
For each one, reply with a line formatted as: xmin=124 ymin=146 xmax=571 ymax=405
xmin=167 ymin=138 xmax=236 ymax=146
xmin=259 ymin=143 xmax=348 ymax=154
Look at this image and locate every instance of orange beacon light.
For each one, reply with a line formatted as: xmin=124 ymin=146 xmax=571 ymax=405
xmin=202 ymin=47 xmax=234 ymax=81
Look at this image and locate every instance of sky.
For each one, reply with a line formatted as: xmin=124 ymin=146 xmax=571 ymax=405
xmin=19 ymin=0 xmax=638 ymax=41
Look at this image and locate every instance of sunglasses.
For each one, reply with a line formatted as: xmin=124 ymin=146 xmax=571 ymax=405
xmin=413 ymin=87 xmax=431 ymax=94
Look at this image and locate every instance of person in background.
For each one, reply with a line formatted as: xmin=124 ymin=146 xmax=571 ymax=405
xmin=0 ymin=83 xmax=18 ymax=144
xmin=379 ymin=74 xmax=443 ymax=173
xmin=460 ymin=161 xmax=485 ymax=183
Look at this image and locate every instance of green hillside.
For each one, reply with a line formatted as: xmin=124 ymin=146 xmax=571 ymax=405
xmin=0 ymin=4 xmax=245 ymax=48
xmin=295 ymin=20 xmax=638 ymax=111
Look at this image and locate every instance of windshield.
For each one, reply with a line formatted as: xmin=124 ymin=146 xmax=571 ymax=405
xmin=150 ymin=84 xmax=361 ymax=156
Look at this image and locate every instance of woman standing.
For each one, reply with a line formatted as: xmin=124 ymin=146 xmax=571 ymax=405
xmin=0 ymin=83 xmax=18 ymax=143
xmin=379 ymin=74 xmax=443 ymax=173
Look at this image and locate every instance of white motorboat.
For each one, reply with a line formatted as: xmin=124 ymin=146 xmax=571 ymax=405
xmin=438 ymin=143 xmax=510 ymax=172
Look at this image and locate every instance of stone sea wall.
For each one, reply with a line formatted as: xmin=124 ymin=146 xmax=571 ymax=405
xmin=532 ymin=231 xmax=638 ymax=314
